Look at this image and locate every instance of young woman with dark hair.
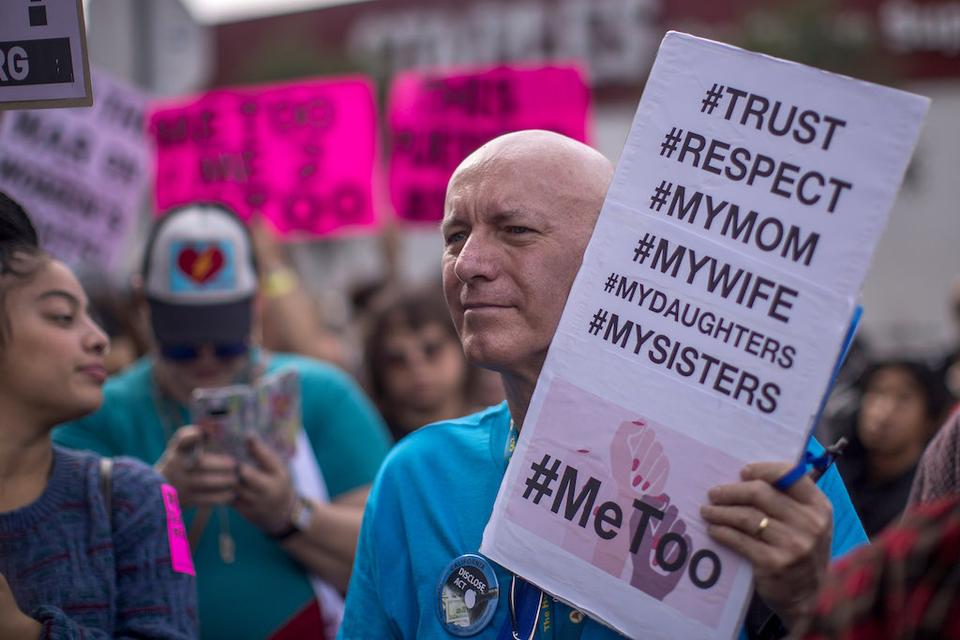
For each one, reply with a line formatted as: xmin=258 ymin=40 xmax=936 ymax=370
xmin=0 ymin=193 xmax=197 ymax=639
xmin=837 ymin=357 xmax=951 ymax=537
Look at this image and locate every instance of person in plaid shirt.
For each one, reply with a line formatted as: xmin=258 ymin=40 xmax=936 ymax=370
xmin=798 ymin=494 xmax=960 ymax=639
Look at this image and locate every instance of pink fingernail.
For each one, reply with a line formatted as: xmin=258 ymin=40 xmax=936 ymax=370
xmin=632 ymin=458 xmax=640 ymax=471
xmin=632 ymin=476 xmax=643 ymax=487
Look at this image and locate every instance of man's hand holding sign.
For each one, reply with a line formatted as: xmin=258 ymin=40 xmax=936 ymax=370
xmin=704 ymin=462 xmax=833 ymax=629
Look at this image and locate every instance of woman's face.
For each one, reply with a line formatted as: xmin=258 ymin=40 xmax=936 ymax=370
xmin=857 ymin=366 xmax=930 ymax=455
xmin=381 ymin=322 xmax=467 ymax=413
xmin=0 ymin=259 xmax=109 ymax=425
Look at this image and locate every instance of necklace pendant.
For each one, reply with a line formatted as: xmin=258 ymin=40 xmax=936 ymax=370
xmin=219 ymin=532 xmax=236 ymax=564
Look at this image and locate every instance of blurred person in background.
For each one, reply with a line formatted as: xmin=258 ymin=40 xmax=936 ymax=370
xmin=796 ymin=494 xmax=960 ymax=640
xmin=54 ymin=203 xmax=391 ymax=640
xmin=898 ymin=280 xmax=960 ymax=510
xmin=364 ymin=286 xmax=501 ymax=440
xmin=836 ymin=358 xmax=950 ymax=537
xmin=250 ymin=218 xmax=350 ymax=370
xmin=0 ymin=192 xmax=197 ymax=639
xmin=77 ymin=271 xmax=151 ymax=375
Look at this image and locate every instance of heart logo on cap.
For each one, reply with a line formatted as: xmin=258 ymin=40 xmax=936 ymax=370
xmin=177 ymin=245 xmax=225 ymax=284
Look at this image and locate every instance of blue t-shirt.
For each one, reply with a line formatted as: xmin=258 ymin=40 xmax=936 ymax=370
xmin=339 ymin=402 xmax=867 ymax=639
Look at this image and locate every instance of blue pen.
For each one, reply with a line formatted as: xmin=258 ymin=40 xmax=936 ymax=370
xmin=772 ymin=437 xmax=848 ymax=490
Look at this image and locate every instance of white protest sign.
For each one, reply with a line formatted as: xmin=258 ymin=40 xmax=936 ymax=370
xmin=480 ymin=32 xmax=928 ymax=640
xmin=0 ymin=0 xmax=93 ymax=109
xmin=0 ymin=68 xmax=151 ymax=269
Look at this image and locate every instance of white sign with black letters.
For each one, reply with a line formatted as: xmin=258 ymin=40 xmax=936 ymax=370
xmin=0 ymin=0 xmax=92 ymax=109
xmin=481 ymin=32 xmax=929 ymax=639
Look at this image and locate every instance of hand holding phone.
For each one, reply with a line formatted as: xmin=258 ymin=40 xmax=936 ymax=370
xmin=155 ymin=425 xmax=240 ymax=507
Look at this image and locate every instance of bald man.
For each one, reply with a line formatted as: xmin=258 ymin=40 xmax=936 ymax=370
xmin=339 ymin=131 xmax=866 ymax=639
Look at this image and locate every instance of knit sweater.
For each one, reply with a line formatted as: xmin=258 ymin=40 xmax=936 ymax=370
xmin=0 ymin=446 xmax=197 ymax=639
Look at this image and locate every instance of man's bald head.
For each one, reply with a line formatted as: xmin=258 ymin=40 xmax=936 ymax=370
xmin=440 ymin=130 xmax=613 ymax=382
xmin=446 ymin=130 xmax=613 ymax=230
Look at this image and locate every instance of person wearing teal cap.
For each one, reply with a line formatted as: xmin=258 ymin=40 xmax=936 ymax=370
xmin=55 ymin=202 xmax=392 ymax=639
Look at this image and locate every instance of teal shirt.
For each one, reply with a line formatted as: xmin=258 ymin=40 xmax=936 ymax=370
xmin=54 ymin=353 xmax=392 ymax=640
xmin=339 ymin=402 xmax=867 ymax=639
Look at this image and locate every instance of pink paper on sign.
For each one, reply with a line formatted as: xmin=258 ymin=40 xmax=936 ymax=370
xmin=161 ymin=484 xmax=196 ymax=576
xmin=388 ymin=63 xmax=591 ymax=222
xmin=504 ymin=380 xmax=744 ymax=628
xmin=150 ymin=76 xmax=379 ymax=237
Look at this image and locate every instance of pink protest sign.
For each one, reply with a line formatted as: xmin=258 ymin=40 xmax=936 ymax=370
xmin=161 ymin=484 xmax=195 ymax=576
xmin=388 ymin=64 xmax=590 ymax=222
xmin=150 ymin=77 xmax=378 ymax=236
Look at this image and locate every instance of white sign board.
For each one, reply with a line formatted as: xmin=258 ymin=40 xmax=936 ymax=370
xmin=481 ymin=32 xmax=929 ymax=640
xmin=0 ymin=0 xmax=92 ymax=109
xmin=0 ymin=68 xmax=151 ymax=269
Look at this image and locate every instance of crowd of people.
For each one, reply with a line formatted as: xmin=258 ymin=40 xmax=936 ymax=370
xmin=1 ymin=128 xmax=958 ymax=640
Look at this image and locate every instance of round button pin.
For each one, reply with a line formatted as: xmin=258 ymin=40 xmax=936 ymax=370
xmin=436 ymin=554 xmax=500 ymax=636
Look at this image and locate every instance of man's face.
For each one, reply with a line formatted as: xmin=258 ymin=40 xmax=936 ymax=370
xmin=441 ymin=141 xmax=608 ymax=379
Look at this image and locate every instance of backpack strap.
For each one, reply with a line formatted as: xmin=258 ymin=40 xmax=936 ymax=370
xmin=98 ymin=457 xmax=113 ymax=525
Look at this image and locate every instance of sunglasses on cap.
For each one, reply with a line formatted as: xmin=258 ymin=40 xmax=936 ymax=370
xmin=159 ymin=342 xmax=250 ymax=362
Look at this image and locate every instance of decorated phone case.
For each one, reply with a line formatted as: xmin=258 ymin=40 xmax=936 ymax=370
xmin=189 ymin=367 xmax=302 ymax=464
xmin=255 ymin=368 xmax=301 ymax=462
xmin=189 ymin=384 xmax=257 ymax=463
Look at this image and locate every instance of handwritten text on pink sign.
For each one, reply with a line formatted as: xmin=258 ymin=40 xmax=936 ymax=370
xmin=389 ymin=65 xmax=590 ymax=222
xmin=151 ymin=77 xmax=378 ymax=236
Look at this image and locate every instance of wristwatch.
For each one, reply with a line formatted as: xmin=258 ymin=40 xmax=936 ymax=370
xmin=271 ymin=495 xmax=313 ymax=542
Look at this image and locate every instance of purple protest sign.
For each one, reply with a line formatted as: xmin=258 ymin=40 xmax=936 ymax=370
xmin=0 ymin=68 xmax=149 ymax=269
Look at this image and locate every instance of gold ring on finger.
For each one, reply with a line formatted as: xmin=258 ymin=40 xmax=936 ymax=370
xmin=754 ymin=515 xmax=770 ymax=538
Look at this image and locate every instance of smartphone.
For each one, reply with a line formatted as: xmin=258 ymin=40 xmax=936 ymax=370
xmin=190 ymin=384 xmax=256 ymax=463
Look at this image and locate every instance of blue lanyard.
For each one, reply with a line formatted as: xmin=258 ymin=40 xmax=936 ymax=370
xmin=498 ymin=576 xmax=544 ymax=640
xmin=498 ymin=421 xmax=547 ymax=639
